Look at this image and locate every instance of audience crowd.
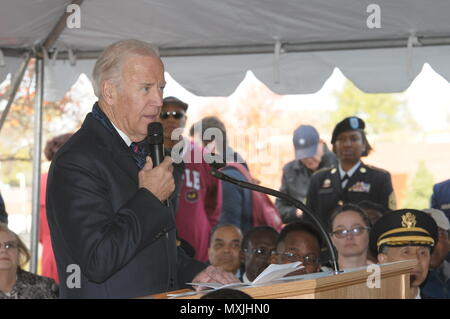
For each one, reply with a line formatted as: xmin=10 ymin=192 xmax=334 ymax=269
xmin=1 ymin=95 xmax=449 ymax=299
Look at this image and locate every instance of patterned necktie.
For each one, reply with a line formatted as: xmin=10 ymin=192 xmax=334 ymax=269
xmin=91 ymin=103 xmax=149 ymax=169
xmin=130 ymin=141 xmax=149 ymax=169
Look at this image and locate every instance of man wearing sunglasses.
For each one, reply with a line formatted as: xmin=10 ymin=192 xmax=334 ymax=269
xmin=159 ymin=97 xmax=222 ymax=263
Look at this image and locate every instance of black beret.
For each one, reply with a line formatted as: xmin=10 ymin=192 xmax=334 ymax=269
xmin=331 ymin=116 xmax=365 ymax=144
xmin=369 ymin=209 xmax=438 ymax=255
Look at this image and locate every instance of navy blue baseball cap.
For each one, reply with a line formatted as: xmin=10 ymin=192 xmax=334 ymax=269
xmin=293 ymin=125 xmax=320 ymax=160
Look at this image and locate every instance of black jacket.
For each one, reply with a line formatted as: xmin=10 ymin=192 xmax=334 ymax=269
xmin=46 ymin=112 xmax=205 ymax=298
xmin=276 ymin=144 xmax=337 ymax=223
xmin=306 ymin=162 xmax=395 ymax=228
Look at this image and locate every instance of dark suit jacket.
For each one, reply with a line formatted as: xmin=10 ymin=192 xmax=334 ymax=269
xmin=306 ymin=162 xmax=395 ymax=228
xmin=46 ymin=112 xmax=206 ymax=298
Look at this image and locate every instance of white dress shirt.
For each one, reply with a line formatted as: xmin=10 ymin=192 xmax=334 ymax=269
xmin=338 ymin=161 xmax=361 ymax=188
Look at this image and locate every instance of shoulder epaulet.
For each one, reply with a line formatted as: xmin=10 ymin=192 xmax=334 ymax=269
xmin=365 ymin=164 xmax=390 ymax=175
xmin=315 ymin=166 xmax=335 ymax=175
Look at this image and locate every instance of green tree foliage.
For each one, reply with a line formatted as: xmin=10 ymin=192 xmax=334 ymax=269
xmin=331 ymin=80 xmax=417 ymax=135
xmin=402 ymin=161 xmax=434 ymax=209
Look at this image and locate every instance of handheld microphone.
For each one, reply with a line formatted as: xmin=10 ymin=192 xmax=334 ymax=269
xmin=147 ymin=122 xmax=170 ymax=208
xmin=147 ymin=122 xmax=165 ymax=167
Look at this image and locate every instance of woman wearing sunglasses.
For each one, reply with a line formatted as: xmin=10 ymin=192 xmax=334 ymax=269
xmin=329 ymin=204 xmax=373 ymax=270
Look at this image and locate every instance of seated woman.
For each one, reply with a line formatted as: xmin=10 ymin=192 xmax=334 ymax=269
xmin=329 ymin=204 xmax=373 ymax=270
xmin=0 ymin=223 xmax=58 ymax=299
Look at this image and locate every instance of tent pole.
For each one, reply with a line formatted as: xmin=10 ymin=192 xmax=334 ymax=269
xmin=42 ymin=0 xmax=84 ymax=52
xmin=0 ymin=53 xmax=31 ymax=134
xmin=29 ymin=56 xmax=44 ymax=274
xmin=27 ymin=0 xmax=85 ymax=274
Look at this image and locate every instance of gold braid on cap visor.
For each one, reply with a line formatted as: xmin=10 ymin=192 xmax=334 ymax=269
xmin=377 ymin=227 xmax=435 ymax=250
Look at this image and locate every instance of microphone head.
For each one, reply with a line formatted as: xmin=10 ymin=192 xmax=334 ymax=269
xmin=147 ymin=122 xmax=164 ymax=145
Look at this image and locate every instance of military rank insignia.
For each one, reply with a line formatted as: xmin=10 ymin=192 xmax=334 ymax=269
xmin=401 ymin=212 xmax=417 ymax=228
xmin=348 ymin=181 xmax=371 ymax=192
xmin=322 ymin=179 xmax=331 ymax=188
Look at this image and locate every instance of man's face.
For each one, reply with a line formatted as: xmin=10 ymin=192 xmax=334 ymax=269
xmin=159 ymin=104 xmax=187 ymax=141
xmin=107 ymin=54 xmax=166 ymax=142
xmin=300 ymin=142 xmax=323 ymax=171
xmin=334 ymin=131 xmax=366 ymax=163
xmin=208 ymin=226 xmax=242 ymax=274
xmin=430 ymin=229 xmax=450 ymax=269
xmin=272 ymin=231 xmax=321 ymax=276
xmin=378 ymin=245 xmax=431 ymax=287
xmin=242 ymin=230 xmax=278 ymax=282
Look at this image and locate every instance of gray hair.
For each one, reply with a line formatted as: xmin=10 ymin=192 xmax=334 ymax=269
xmin=379 ymin=245 xmax=389 ymax=255
xmin=92 ymin=39 xmax=159 ymax=98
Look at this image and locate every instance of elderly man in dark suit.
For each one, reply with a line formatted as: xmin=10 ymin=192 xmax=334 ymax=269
xmin=46 ymin=39 xmax=238 ymax=299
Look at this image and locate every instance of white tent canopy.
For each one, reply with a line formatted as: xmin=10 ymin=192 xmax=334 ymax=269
xmin=1 ymin=0 xmax=450 ymax=274
xmin=1 ymin=0 xmax=450 ymax=98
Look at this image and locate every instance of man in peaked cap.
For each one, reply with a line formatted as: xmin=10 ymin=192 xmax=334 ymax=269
xmin=306 ymin=116 xmax=396 ymax=229
xmin=276 ymin=124 xmax=337 ymax=223
xmin=369 ymin=209 xmax=438 ymax=299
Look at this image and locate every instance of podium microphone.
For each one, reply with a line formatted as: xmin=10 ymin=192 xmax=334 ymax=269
xmin=208 ymin=158 xmax=340 ymax=275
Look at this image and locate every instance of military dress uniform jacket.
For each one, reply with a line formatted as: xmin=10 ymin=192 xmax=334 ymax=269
xmin=306 ymin=162 xmax=395 ymax=228
xmin=46 ymin=111 xmax=206 ymax=299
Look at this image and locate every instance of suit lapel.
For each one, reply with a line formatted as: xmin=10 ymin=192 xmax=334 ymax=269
xmin=111 ymin=148 xmax=141 ymax=185
xmin=84 ymin=114 xmax=140 ymax=184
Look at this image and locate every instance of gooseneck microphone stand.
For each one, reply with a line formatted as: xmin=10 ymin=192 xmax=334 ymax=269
xmin=210 ymin=165 xmax=340 ymax=275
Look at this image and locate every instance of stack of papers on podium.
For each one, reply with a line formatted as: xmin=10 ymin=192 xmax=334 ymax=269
xmin=187 ymin=262 xmax=303 ymax=290
xmin=252 ymin=261 xmax=303 ymax=285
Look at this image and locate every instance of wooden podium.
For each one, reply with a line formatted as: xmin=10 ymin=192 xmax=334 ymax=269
xmin=154 ymin=260 xmax=416 ymax=299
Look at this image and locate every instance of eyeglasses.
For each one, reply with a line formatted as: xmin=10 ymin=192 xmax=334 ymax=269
xmin=0 ymin=241 xmax=18 ymax=250
xmin=159 ymin=111 xmax=185 ymax=120
xmin=331 ymin=226 xmax=370 ymax=239
xmin=274 ymin=251 xmax=318 ymax=265
xmin=244 ymin=247 xmax=273 ymax=258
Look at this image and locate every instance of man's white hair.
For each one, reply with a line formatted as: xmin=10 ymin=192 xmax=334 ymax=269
xmin=92 ymin=39 xmax=159 ymax=98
